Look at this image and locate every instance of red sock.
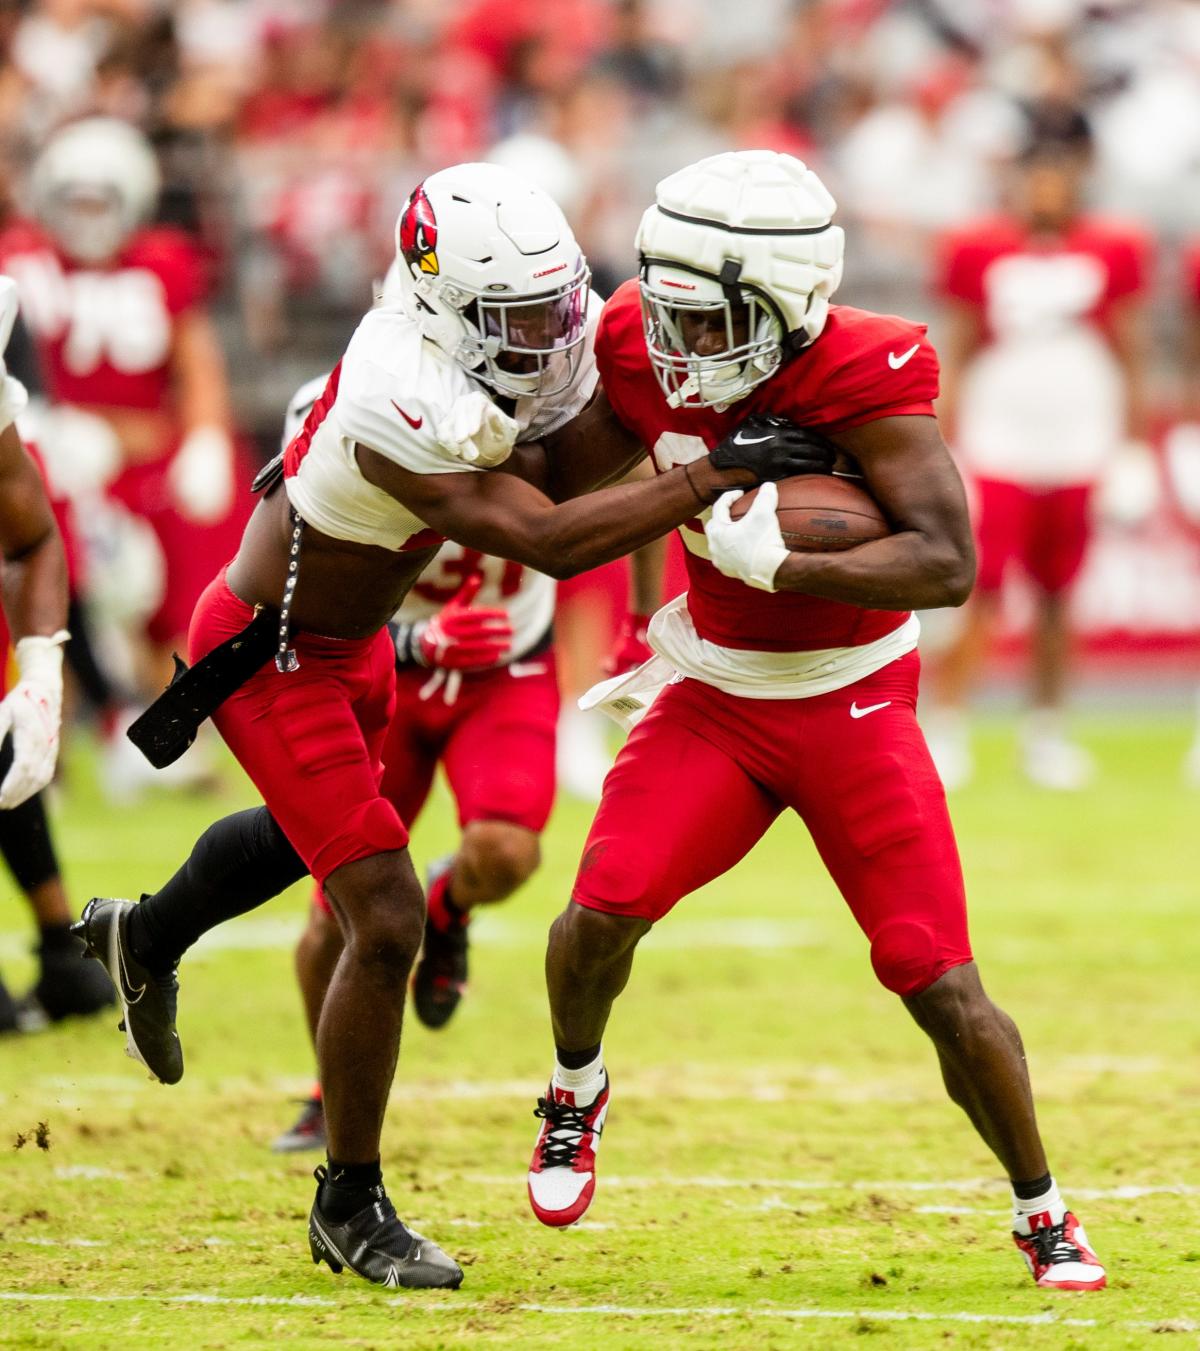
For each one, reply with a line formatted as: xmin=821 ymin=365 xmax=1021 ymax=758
xmin=426 ymin=868 xmax=467 ymax=931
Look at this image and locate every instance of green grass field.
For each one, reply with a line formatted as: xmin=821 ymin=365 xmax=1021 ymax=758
xmin=1 ymin=715 xmax=1198 ymax=1350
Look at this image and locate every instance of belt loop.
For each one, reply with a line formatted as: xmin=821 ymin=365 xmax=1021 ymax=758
xmin=276 ymin=508 xmax=304 ymax=673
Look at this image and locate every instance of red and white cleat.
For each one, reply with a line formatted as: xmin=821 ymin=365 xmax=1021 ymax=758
xmin=527 ymin=1075 xmax=610 ymax=1227
xmin=1013 ymin=1211 xmax=1107 ymax=1291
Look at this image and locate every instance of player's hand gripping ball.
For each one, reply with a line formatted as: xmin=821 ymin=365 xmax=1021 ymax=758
xmin=708 ymin=414 xmax=839 ymax=484
xmin=730 ymin=473 xmax=890 ymax=551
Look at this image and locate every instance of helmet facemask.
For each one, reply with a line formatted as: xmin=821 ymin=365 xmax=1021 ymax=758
xmin=639 ymin=263 xmax=785 ymax=410
xmin=450 ymin=263 xmax=591 ymax=400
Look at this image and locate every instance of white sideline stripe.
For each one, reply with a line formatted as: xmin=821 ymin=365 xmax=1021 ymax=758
xmin=0 ymin=1293 xmax=1191 ymax=1331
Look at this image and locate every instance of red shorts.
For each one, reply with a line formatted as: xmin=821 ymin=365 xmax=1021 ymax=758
xmin=188 ymin=571 xmax=407 ymax=885
xmin=112 ymin=450 xmax=252 ymax=645
xmin=974 ymin=478 xmax=1092 ymax=596
xmin=381 ymin=654 xmax=559 ymax=831
xmin=314 ymin=654 xmax=559 ymax=917
xmin=572 ymin=652 xmax=972 ymax=997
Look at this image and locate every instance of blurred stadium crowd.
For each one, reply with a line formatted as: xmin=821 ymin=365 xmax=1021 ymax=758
xmin=3 ymin=0 xmax=1200 ymax=424
xmin=1 ymin=0 xmax=1199 ymax=807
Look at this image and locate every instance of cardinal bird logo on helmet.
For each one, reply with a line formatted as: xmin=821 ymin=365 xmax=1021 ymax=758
xmin=399 ymin=184 xmax=439 ymax=276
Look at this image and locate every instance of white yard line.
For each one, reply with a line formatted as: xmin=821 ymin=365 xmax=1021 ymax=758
xmin=0 ymin=1292 xmax=1193 ymax=1331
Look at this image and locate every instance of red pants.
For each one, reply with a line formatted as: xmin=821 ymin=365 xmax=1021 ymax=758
xmin=314 ymin=655 xmax=559 ymax=917
xmin=382 ymin=656 xmax=559 ymax=832
xmin=188 ymin=571 xmax=407 ymax=885
xmin=573 ymin=653 xmax=972 ymax=997
xmin=974 ymin=478 xmax=1092 ymax=596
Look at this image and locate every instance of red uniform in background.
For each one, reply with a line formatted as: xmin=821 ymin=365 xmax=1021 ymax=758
xmin=0 ymin=220 xmax=247 ymax=643
xmin=935 ymin=215 xmax=1151 ymax=595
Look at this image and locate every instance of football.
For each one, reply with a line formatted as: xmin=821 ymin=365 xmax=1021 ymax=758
xmin=728 ymin=473 xmax=890 ymax=552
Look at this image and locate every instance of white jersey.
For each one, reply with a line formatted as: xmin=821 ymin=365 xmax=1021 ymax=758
xmin=282 ymin=291 xmax=602 ymax=551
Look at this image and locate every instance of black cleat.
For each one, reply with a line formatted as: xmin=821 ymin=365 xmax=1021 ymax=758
xmin=308 ymin=1166 xmax=463 ymax=1289
xmin=412 ymin=859 xmax=468 ymax=1030
xmin=71 ymin=898 xmax=183 ymax=1084
xmin=23 ymin=934 xmax=117 ymax=1023
xmin=272 ymin=1096 xmax=326 ymax=1154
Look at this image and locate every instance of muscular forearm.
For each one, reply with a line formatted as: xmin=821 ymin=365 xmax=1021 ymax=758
xmin=773 ymin=533 xmax=974 ymax=610
xmin=2 ymin=529 xmax=68 ymax=640
xmin=501 ymin=460 xmax=740 ymax=580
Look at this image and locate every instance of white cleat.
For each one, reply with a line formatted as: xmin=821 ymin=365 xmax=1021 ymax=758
xmin=1022 ymin=734 xmax=1094 ymax=791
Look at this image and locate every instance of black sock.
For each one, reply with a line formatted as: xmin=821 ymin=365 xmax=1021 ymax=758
xmin=1012 ymin=1171 xmax=1053 ymax=1200
xmin=555 ymin=1042 xmax=602 ymax=1071
xmin=126 ymin=808 xmax=308 ymax=973
xmin=319 ymin=1158 xmax=383 ymax=1221
xmin=0 ymin=790 xmax=60 ymax=893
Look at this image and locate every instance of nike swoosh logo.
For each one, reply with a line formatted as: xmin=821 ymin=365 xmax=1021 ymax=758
xmin=888 ymin=344 xmax=919 ymax=370
xmin=734 ymin=433 xmax=773 ymax=445
xmin=391 ymin=400 xmax=423 ymax=429
xmin=849 ymin=700 xmax=892 ymax=719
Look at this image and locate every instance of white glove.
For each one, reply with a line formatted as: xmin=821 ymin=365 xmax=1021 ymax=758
xmin=1164 ymin=422 xmax=1200 ymax=524
xmin=168 ymin=425 xmax=236 ymax=523
xmin=704 ymin=483 xmax=790 ymax=592
xmin=1 ymin=275 xmax=27 ymax=435
xmin=435 ymin=392 xmax=519 ymax=467
xmin=0 ymin=630 xmax=68 ymax=809
xmin=29 ymin=403 xmax=122 ymax=499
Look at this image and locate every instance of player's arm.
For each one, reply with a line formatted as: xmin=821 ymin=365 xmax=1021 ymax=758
xmin=0 ymin=422 xmax=67 ymax=639
xmin=499 ymin=386 xmax=648 ymax=501
xmin=358 ymin=441 xmax=755 ymax=581
xmin=1107 ymin=298 xmax=1151 ymax=439
xmin=934 ymin=300 xmax=984 ymax=440
xmin=167 ymin=308 xmax=237 ymax=523
xmin=710 ymin=414 xmax=974 ymax=610
xmin=605 ymin=459 xmax=667 ymax=675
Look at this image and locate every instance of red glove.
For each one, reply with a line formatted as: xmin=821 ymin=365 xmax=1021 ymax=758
xmin=417 ymin=572 xmax=514 ymax=670
xmin=604 ymin=611 xmax=654 ymax=676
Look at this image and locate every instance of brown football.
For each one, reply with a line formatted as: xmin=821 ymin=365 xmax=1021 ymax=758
xmin=728 ymin=473 xmax=890 ymax=552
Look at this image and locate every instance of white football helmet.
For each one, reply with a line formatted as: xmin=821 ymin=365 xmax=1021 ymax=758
xmin=636 ymin=150 xmax=845 ymax=409
xmin=390 ymin=163 xmax=590 ymax=400
xmin=31 ymin=117 xmax=161 ymax=265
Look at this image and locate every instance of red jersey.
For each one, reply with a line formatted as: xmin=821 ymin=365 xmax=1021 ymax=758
xmin=596 ymin=279 xmax=938 ymax=652
xmin=1184 ymin=239 xmax=1200 ymax=310
xmin=0 ymin=220 xmax=208 ymax=414
xmin=936 ymin=214 xmax=1149 ymax=340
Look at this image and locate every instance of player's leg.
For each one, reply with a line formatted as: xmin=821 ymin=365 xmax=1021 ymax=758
xmin=925 ymin=476 xmax=1015 ymax=789
xmin=273 ymin=895 xmax=341 ymax=1153
xmin=0 ymin=791 xmax=115 ymax=1023
xmin=530 ymin=682 xmax=782 ymax=1226
xmin=415 ymin=663 xmax=558 ymax=1027
xmin=794 ymin=654 xmax=1104 ymax=1290
xmin=1021 ymin=484 xmax=1094 ymax=790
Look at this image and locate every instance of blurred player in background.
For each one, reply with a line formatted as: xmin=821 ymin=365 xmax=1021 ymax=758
xmin=0 ymin=116 xmax=244 ymax=798
xmin=73 ymin=164 xmax=815 ymax=1289
xmin=526 ymin=150 xmax=1107 ymax=1293
xmin=925 ymin=105 xmax=1152 ymax=791
xmin=0 ymin=277 xmax=113 ymax=1030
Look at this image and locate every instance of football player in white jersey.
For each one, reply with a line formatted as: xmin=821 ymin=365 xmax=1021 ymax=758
xmin=72 ymin=163 xmax=832 ymax=1289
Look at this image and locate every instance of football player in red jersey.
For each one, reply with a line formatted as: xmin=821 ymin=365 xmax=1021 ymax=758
xmin=0 ymin=278 xmax=114 ymax=1029
xmin=0 ymin=118 xmax=243 ymax=703
xmin=926 ymin=107 xmax=1152 ymax=791
xmin=70 ymin=164 xmax=824 ymax=1289
xmin=525 ymin=150 xmax=1107 ymax=1293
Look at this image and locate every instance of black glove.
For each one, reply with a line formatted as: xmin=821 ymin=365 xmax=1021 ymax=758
xmin=708 ymin=414 xmax=839 ymax=483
